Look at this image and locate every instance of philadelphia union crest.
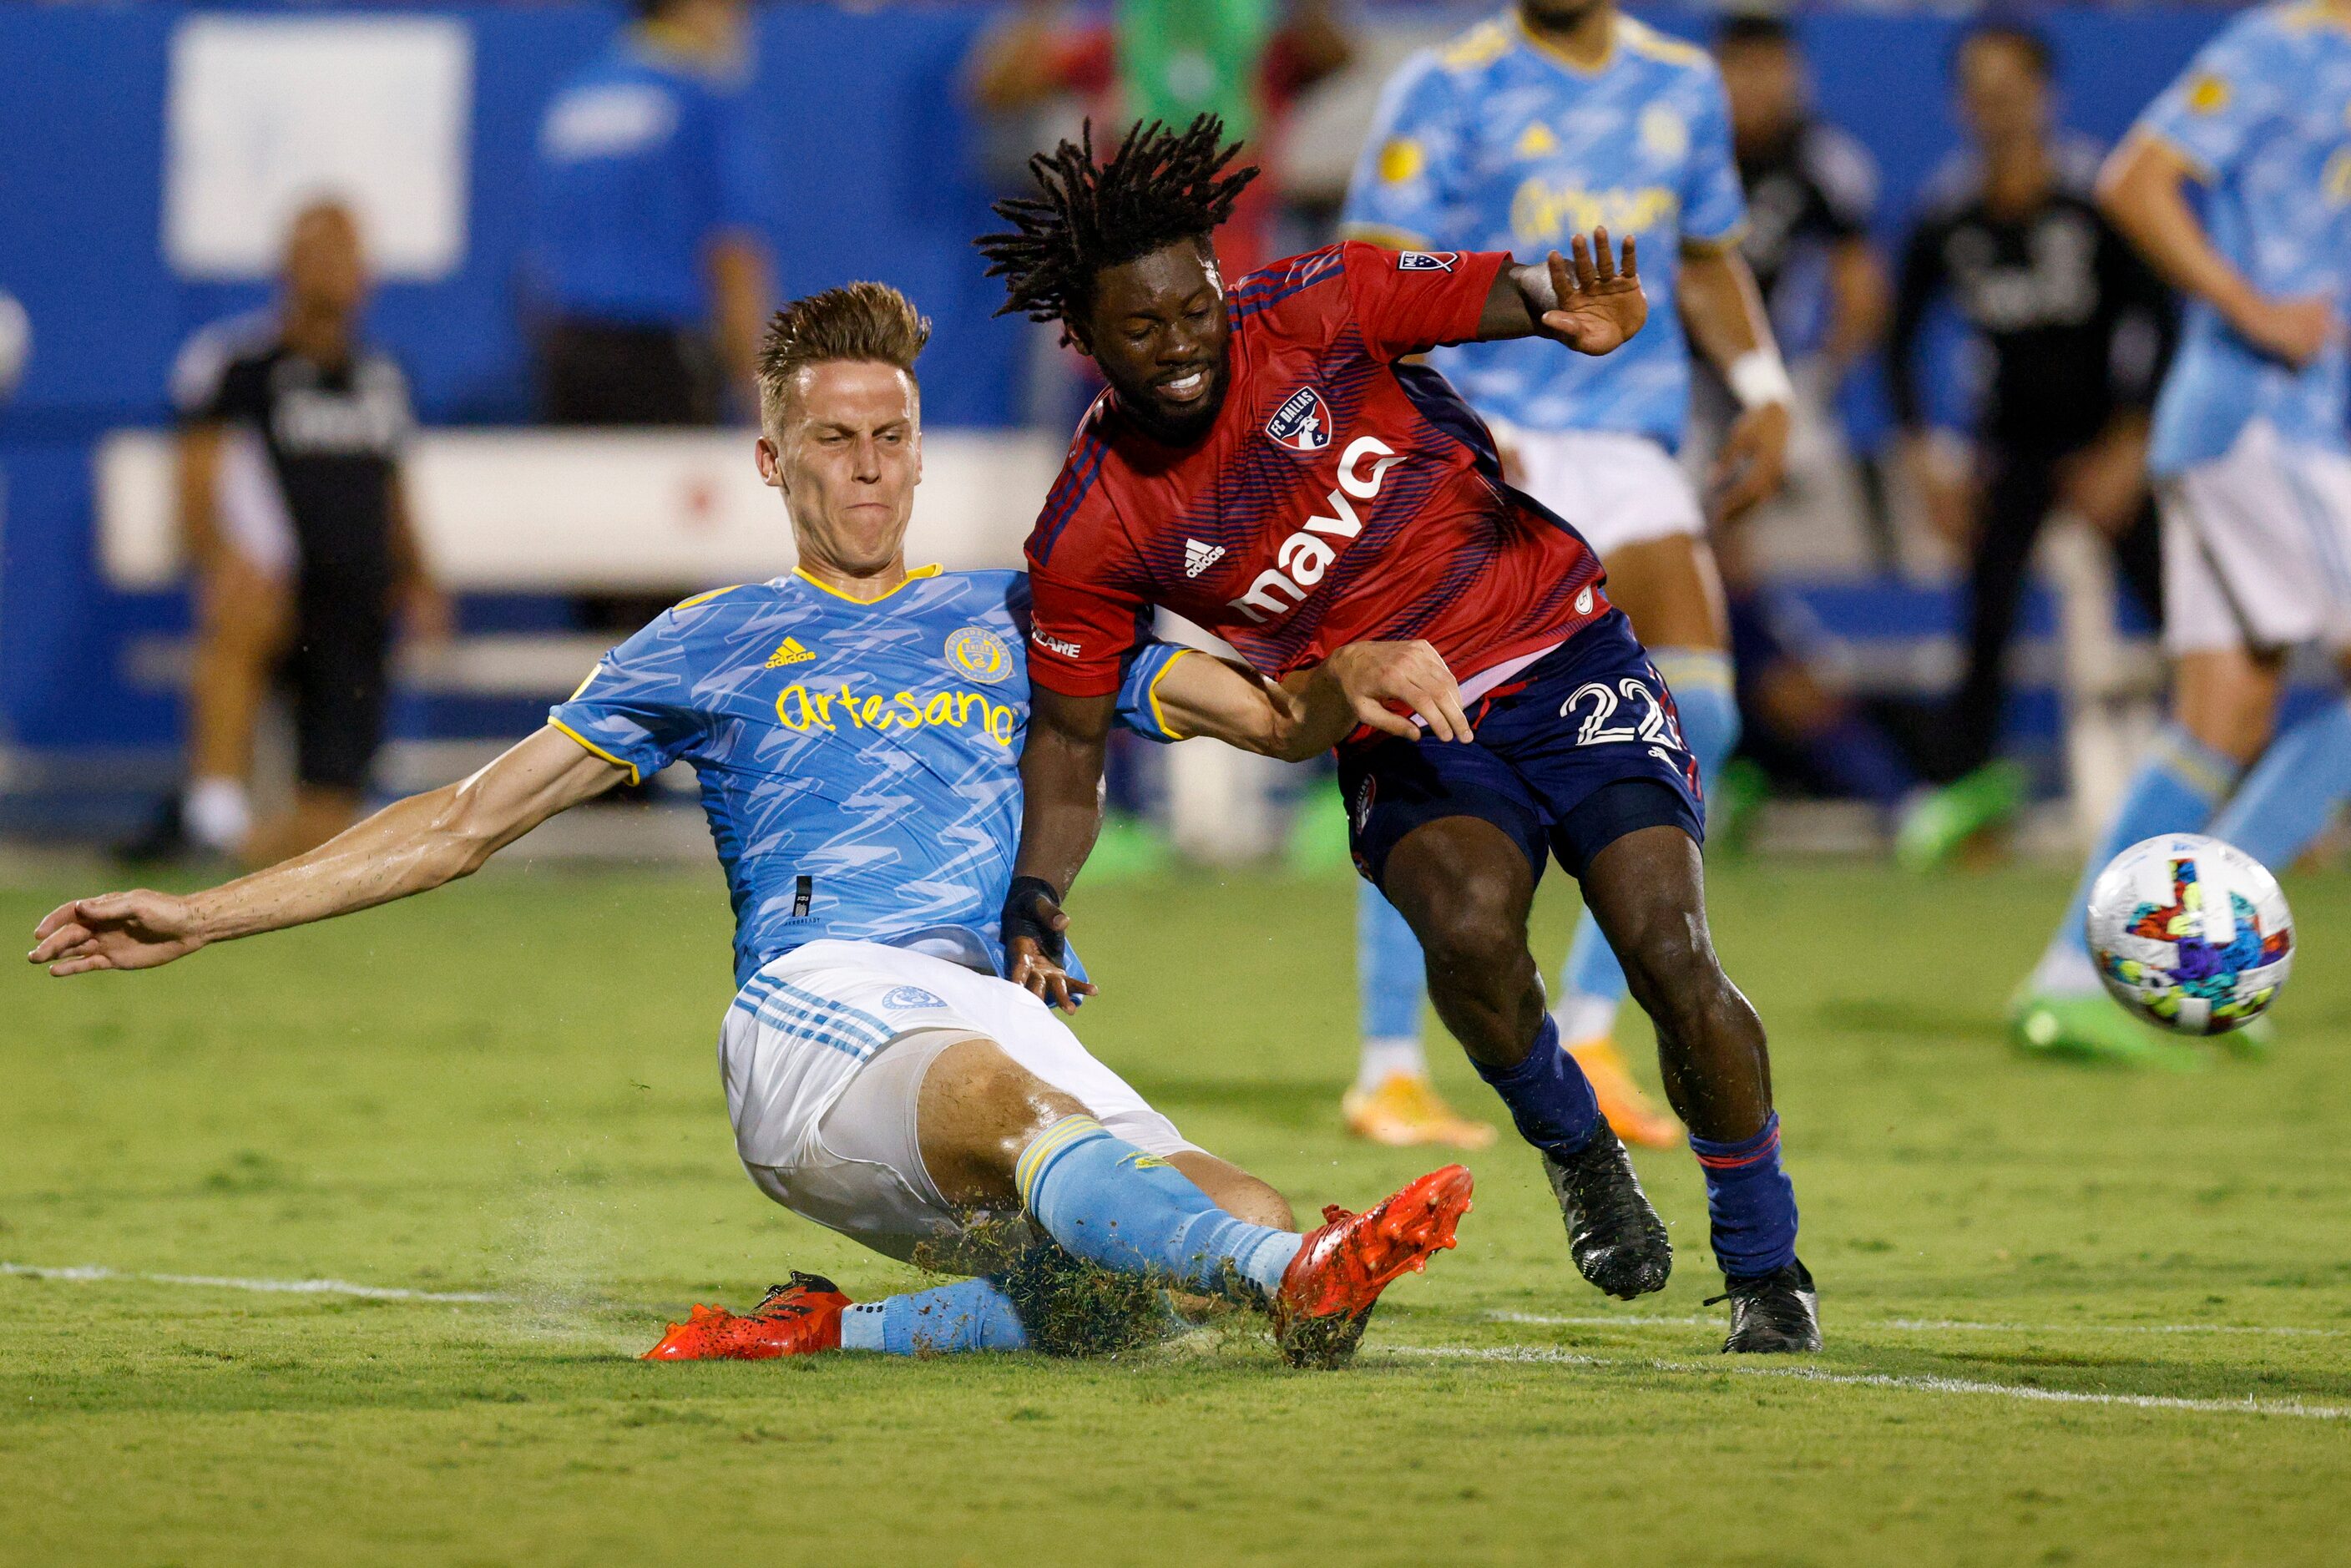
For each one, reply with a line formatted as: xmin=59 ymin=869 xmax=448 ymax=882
xmin=1265 ymin=386 xmax=1334 ymax=453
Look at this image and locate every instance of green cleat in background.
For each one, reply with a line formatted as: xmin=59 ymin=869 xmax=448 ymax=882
xmin=1896 ymin=760 xmax=2029 ymax=873
xmin=2008 ymin=986 xmax=2210 ymax=1071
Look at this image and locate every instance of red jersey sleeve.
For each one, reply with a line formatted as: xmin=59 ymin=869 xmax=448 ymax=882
xmin=1022 ymin=422 xmax=1150 ymax=699
xmin=1335 ymin=240 xmax=1509 ymax=362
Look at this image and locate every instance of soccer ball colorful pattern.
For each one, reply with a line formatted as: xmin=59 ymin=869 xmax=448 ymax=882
xmin=2086 ymin=834 xmax=2294 ymax=1036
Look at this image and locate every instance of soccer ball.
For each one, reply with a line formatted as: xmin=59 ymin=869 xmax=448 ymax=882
xmin=2085 ymin=833 xmax=2293 ymax=1035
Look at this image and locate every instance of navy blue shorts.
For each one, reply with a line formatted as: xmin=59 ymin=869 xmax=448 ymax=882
xmin=1339 ymin=610 xmax=1705 ymax=890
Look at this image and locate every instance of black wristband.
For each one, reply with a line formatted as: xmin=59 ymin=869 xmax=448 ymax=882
xmin=1002 ymin=875 xmax=1067 ymax=965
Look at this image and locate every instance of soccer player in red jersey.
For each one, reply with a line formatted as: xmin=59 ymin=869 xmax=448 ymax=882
xmin=981 ymin=118 xmax=1818 ymax=1352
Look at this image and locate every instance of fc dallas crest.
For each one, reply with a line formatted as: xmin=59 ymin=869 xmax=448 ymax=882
xmin=1265 ymin=386 xmax=1334 ymax=453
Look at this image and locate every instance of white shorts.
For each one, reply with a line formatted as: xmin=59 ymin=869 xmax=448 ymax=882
xmin=2160 ymin=420 xmax=2351 ymax=655
xmin=717 ymin=939 xmax=1192 ymax=1266
xmin=1489 ymin=426 xmax=1705 ymax=558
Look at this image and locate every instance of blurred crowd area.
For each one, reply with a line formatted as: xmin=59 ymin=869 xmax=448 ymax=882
xmin=0 ymin=0 xmax=2334 ymax=866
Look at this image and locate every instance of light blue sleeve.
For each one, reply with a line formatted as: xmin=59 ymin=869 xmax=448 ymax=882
xmin=2136 ymin=15 xmax=2283 ymax=181
xmin=1113 ymin=642 xmax=1196 ymax=745
xmin=1680 ymin=67 xmax=1747 ymax=245
xmin=1339 ymin=54 xmax=1471 ymax=250
xmin=548 ymin=611 xmax=706 ymax=784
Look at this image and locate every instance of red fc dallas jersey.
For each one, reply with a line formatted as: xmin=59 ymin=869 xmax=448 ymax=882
xmin=1022 ymin=240 xmax=1612 ymax=699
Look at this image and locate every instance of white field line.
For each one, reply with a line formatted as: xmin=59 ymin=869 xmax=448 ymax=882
xmin=2 ymin=1261 xmax=513 ymax=1304
xmin=1488 ymin=1309 xmax=2348 ymax=1338
xmin=1394 ymin=1345 xmax=2351 ymax=1421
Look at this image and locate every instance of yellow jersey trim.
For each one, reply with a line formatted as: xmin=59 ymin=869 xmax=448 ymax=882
xmin=1617 ymin=14 xmax=1709 ymax=69
xmin=791 ymin=563 xmax=942 ymax=605
xmin=567 ymin=665 xmax=601 ymax=702
xmin=674 ymin=584 xmax=746 ymax=612
xmin=547 ymin=719 xmax=642 ymax=787
xmin=1339 ymin=221 xmax=1433 ymax=252
xmin=1147 ymin=647 xmax=1196 ymax=742
xmin=1438 ymin=18 xmax=1511 ymax=69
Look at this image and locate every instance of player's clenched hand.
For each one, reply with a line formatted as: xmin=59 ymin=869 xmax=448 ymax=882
xmin=1001 ymin=876 xmax=1096 ymax=1012
xmin=28 ymin=890 xmax=206 ymax=976
xmin=1540 ymin=230 xmax=1646 ymax=357
xmin=1317 ymin=639 xmax=1472 ymax=742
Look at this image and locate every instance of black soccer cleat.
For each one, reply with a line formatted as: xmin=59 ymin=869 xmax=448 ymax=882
xmin=1541 ymin=1125 xmax=1671 ymax=1299
xmin=1708 ymin=1258 xmax=1821 ymax=1353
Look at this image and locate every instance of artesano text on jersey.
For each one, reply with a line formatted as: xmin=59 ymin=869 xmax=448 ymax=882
xmin=548 ymin=568 xmax=1160 ymax=984
xmin=1022 ymin=241 xmax=1612 ymax=700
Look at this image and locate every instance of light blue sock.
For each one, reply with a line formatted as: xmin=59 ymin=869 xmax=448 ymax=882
xmin=1357 ymin=883 xmax=1430 ymax=1087
xmin=838 ymin=1277 xmax=1029 ymax=1354
xmin=2207 ymin=700 xmax=2351 ymax=871
xmin=1017 ymin=1115 xmax=1301 ymax=1299
xmin=1557 ymin=648 xmax=1740 ymax=1038
xmin=2033 ymin=724 xmax=2243 ymax=992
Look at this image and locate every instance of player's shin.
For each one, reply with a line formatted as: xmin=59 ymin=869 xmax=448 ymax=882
xmin=1016 ymin=1115 xmax=1302 ymax=1300
xmin=2205 ymin=699 xmax=2351 ymax=873
xmin=2029 ymin=725 xmax=2242 ymax=996
xmin=1470 ymin=1014 xmax=1601 ymax=1157
xmin=839 ymin=1278 xmax=1032 ymax=1355
xmin=1690 ymin=1111 xmax=1798 ymax=1281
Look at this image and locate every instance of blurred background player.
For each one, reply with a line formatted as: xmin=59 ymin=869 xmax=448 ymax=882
xmin=134 ymin=201 xmax=446 ymax=866
xmin=1707 ymin=11 xmax=1914 ymax=844
xmin=1337 ymin=0 xmax=1793 ymax=1150
xmin=1887 ymin=21 xmax=2174 ymax=873
xmin=964 ymin=0 xmax=1354 ymax=281
xmin=528 ymin=0 xmax=774 ymax=427
xmin=2011 ymin=0 xmax=2351 ymax=1065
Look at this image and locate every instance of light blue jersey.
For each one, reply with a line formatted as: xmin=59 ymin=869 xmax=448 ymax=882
xmin=549 ymin=568 xmax=1171 ymax=986
xmin=1338 ymin=10 xmax=1746 ymax=448
xmin=2137 ymin=3 xmax=2351 ymax=474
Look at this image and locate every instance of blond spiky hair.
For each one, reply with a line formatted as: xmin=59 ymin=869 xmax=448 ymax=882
xmin=756 ymin=281 xmax=932 ymax=432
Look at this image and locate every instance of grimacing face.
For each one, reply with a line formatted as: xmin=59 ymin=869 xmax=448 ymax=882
xmin=756 ymin=360 xmax=923 ymax=578
xmin=1075 ymin=239 xmax=1233 ymax=447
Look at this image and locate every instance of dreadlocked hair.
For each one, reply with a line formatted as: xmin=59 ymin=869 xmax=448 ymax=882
xmin=976 ymin=114 xmax=1259 ymax=341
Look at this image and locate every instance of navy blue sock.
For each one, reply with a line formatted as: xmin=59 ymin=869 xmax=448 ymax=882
xmin=1691 ymin=1112 xmax=1798 ymax=1279
xmin=1473 ymin=1014 xmax=1602 ymax=1157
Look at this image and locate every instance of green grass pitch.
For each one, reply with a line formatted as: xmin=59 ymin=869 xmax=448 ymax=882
xmin=4 ymin=858 xmax=2348 ymax=1565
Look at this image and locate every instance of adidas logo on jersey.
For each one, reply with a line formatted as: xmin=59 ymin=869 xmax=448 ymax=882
xmin=766 ymin=636 xmax=817 ymax=668
xmin=1184 ymin=539 xmax=1225 ymax=578
xmin=1228 ymin=436 xmax=1405 ymax=625
xmin=1265 ymin=386 xmax=1334 ymax=453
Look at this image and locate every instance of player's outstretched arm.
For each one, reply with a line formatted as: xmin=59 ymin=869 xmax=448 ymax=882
xmin=1150 ymin=640 xmax=1471 ymax=760
xmin=2098 ymin=130 xmax=2337 ymax=370
xmin=1477 ymin=227 xmax=1647 ymax=355
xmin=28 ymin=727 xmax=626 ymax=977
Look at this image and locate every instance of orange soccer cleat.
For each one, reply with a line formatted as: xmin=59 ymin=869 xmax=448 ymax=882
xmin=1272 ymin=1163 xmax=1474 ymax=1368
xmin=1342 ymin=1071 xmax=1499 ymax=1150
xmin=1565 ymin=1035 xmax=1682 ymax=1150
xmin=641 ymin=1272 xmax=852 ymax=1361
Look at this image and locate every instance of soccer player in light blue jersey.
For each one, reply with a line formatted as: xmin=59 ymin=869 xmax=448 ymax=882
xmin=28 ymin=283 xmax=1478 ymax=1367
xmin=2011 ymin=0 xmax=2351 ymax=1065
xmin=1337 ymin=0 xmax=1793 ymax=1147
